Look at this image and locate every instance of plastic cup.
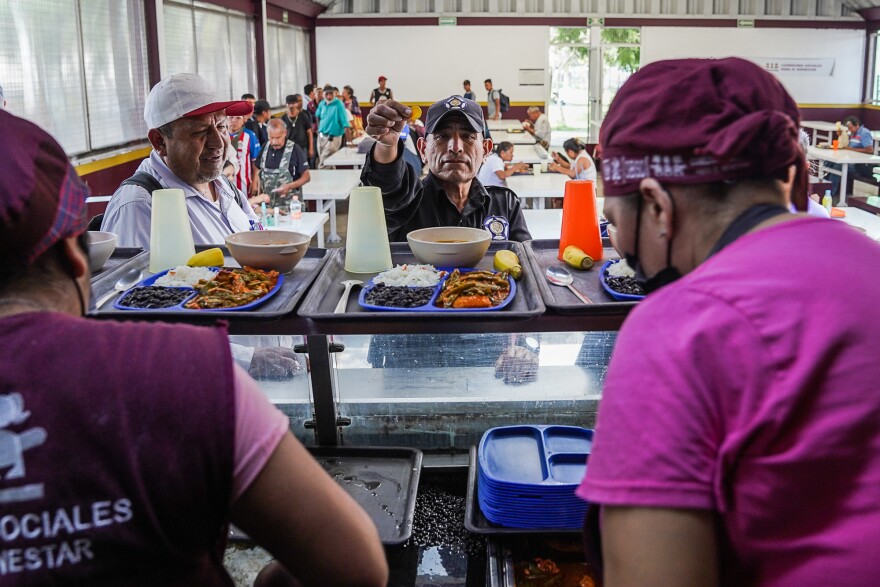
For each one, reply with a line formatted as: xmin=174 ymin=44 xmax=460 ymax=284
xmin=832 ymin=139 xmax=839 ymax=151
xmin=558 ymin=180 xmax=603 ymax=262
xmin=344 ymin=186 xmax=393 ymax=273
xmin=149 ymin=188 xmax=195 ymax=273
xmin=533 ymin=163 xmax=541 ymax=175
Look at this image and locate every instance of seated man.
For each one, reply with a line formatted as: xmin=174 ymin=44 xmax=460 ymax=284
xmin=522 ymin=106 xmax=552 ymax=148
xmin=362 ymin=95 xmax=530 ymax=242
xmin=827 ymin=115 xmax=875 ymax=199
xmin=0 ymin=109 xmax=388 ymax=586
xmin=102 ymin=73 xmax=258 ymax=249
xmin=257 ymin=119 xmax=311 ymax=210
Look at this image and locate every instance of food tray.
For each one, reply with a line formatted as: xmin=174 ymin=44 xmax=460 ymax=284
xmin=297 ymin=241 xmax=545 ymax=320
xmin=599 ymin=260 xmax=646 ymax=302
xmin=89 ymin=247 xmax=146 ymax=282
xmin=465 ymin=448 xmax=581 ymax=536
xmin=229 ymin=446 xmax=422 ymax=545
xmin=91 ymin=245 xmax=331 ymax=319
xmin=522 ymin=239 xmax=639 ymax=315
xmin=479 ymin=425 xmax=592 ymax=488
xmin=358 ymin=268 xmax=516 ymax=312
xmin=312 ymin=446 xmax=422 ymax=545
xmin=113 ymin=268 xmax=284 ymax=312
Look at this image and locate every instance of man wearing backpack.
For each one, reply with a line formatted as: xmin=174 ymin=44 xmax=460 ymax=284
xmin=102 ymin=73 xmax=259 ymax=249
xmin=485 ymin=78 xmax=503 ymax=120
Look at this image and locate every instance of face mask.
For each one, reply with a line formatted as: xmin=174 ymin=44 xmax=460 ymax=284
xmin=625 ymin=196 xmax=682 ymax=294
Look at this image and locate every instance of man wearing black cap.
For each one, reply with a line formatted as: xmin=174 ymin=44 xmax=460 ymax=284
xmin=246 ymin=99 xmax=271 ymax=147
xmin=362 ymin=95 xmax=530 ymax=242
xmin=281 ymin=93 xmax=313 ymax=161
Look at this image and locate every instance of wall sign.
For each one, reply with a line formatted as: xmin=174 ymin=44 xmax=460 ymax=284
xmin=754 ymin=58 xmax=836 ymax=77
xmin=519 ymin=68 xmax=544 ymax=86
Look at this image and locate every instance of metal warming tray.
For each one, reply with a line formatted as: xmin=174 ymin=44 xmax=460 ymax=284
xmin=297 ymin=241 xmax=545 ymax=320
xmin=90 ymin=245 xmax=331 ymax=319
xmin=231 ymin=446 xmax=422 ymax=546
xmin=522 ymin=239 xmax=639 ymax=315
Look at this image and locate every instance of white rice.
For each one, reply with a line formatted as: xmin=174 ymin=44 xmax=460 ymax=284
xmin=606 ymin=259 xmax=636 ymax=278
xmin=154 ymin=266 xmax=217 ymax=287
xmin=374 ymin=264 xmax=442 ymax=287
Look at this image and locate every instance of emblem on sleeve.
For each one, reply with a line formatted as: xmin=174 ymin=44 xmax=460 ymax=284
xmin=482 ymin=216 xmax=509 ymax=240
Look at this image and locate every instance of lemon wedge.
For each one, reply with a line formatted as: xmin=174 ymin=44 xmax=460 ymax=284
xmin=187 ymin=247 xmax=224 ymax=267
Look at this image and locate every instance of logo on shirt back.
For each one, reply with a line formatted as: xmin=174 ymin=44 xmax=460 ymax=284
xmin=483 ymin=216 xmax=509 ymax=240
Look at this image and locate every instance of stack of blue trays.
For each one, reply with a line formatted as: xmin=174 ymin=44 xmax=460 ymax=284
xmin=477 ymin=425 xmax=593 ymax=529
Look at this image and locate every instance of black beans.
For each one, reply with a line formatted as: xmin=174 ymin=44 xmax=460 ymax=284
xmin=364 ymin=284 xmax=436 ymax=308
xmin=118 ymin=286 xmax=192 ymax=309
xmin=409 ymin=484 xmax=485 ymax=556
xmin=604 ymin=274 xmax=646 ymax=296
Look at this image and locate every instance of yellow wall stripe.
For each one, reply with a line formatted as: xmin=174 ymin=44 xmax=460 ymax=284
xmin=75 ymin=147 xmax=152 ymax=176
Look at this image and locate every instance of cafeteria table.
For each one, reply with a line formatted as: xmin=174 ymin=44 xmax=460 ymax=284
xmin=322 ymin=147 xmax=366 ymax=169
xmin=801 ymin=120 xmax=837 ymax=145
xmin=487 ymin=119 xmax=523 ymax=131
xmin=807 ymin=146 xmax=880 ymax=205
xmin=274 ymin=211 xmax=330 ymax=248
xmin=508 ymin=143 xmax=550 ymax=166
xmin=302 ymin=169 xmax=361 ymax=243
xmin=491 ymin=130 xmax=537 ymax=145
xmin=837 ymin=206 xmax=880 ymax=240
xmin=523 ymin=200 xmax=605 ymax=239
xmin=507 ymin=172 xmax=570 ymax=209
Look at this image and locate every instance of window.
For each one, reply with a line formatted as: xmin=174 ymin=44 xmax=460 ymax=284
xmin=872 ymin=33 xmax=880 ymax=104
xmin=163 ymin=1 xmax=258 ymax=101
xmin=0 ymin=0 xmax=149 ymax=155
xmin=266 ymin=23 xmax=312 ymax=106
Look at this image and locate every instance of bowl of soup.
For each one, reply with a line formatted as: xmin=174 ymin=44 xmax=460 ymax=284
xmin=87 ymin=231 xmax=117 ymax=272
xmin=225 ymin=230 xmax=311 ymax=274
xmin=407 ymin=226 xmax=492 ymax=268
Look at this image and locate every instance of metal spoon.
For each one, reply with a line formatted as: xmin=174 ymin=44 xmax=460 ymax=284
xmin=94 ymin=268 xmax=143 ymax=309
xmin=334 ymin=279 xmax=363 ymax=314
xmin=545 ymin=266 xmax=592 ymax=304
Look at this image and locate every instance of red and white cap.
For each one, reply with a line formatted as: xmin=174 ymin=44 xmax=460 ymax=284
xmin=144 ymin=73 xmax=254 ymax=129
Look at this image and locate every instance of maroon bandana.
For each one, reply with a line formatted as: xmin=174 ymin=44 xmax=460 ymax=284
xmin=0 ymin=110 xmax=89 ymax=267
xmin=600 ymin=57 xmax=807 ymax=210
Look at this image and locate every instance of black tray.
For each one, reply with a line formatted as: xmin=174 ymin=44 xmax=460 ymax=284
xmin=522 ymin=239 xmax=639 ymax=315
xmin=297 ymin=241 xmax=545 ymax=320
xmin=233 ymin=446 xmax=423 ymax=545
xmin=90 ymin=247 xmax=146 ymax=282
xmin=465 ymin=447 xmax=580 ymax=536
xmin=90 ymin=245 xmax=331 ymax=319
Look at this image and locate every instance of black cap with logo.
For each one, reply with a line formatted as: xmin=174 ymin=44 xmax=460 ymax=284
xmin=424 ymin=95 xmax=485 ymax=135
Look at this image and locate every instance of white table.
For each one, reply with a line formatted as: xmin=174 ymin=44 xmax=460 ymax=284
xmin=274 ymin=212 xmax=330 ymax=248
xmin=801 ymin=121 xmax=837 ymax=146
xmin=491 ymin=130 xmax=536 ymax=145
xmin=523 ymin=201 xmax=605 ymax=240
xmin=807 ymin=146 xmax=880 ymax=204
xmin=508 ymin=143 xmax=549 ymax=165
xmin=507 ymin=172 xmax=571 ymax=209
xmin=322 ymin=147 xmax=366 ymax=169
xmin=837 ymin=206 xmax=880 ymax=240
xmin=487 ymin=119 xmax=523 ymax=131
xmin=302 ymin=169 xmax=361 ymax=243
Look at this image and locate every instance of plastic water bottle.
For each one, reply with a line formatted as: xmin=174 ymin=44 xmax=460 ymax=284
xmin=260 ymin=202 xmax=268 ymax=228
xmin=822 ymin=189 xmax=832 ymax=213
xmin=290 ymin=196 xmax=302 ymax=230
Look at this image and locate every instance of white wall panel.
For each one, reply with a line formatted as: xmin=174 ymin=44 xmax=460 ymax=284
xmin=315 ymin=25 xmax=550 ymax=103
xmin=641 ymin=27 xmax=865 ymax=103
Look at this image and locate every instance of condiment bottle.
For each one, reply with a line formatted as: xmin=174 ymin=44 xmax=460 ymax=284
xmin=290 ymin=196 xmax=302 ymax=229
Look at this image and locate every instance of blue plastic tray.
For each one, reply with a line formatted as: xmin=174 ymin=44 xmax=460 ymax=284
xmin=478 ymin=425 xmax=593 ymax=488
xmin=599 ymin=260 xmax=646 ymax=302
xmin=358 ymin=267 xmax=516 ymax=313
xmin=114 ymin=267 xmax=285 ymax=312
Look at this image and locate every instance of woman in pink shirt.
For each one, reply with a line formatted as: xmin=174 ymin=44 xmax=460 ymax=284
xmin=579 ymin=58 xmax=880 ymax=587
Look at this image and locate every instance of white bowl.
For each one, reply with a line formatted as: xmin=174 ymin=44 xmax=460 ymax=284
xmin=406 ymin=226 xmax=492 ymax=268
xmin=225 ymin=230 xmax=311 ymax=274
xmin=87 ymin=231 xmax=117 ymax=272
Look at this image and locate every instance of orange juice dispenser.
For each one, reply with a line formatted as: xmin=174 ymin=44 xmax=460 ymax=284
xmin=558 ymin=180 xmax=603 ymax=262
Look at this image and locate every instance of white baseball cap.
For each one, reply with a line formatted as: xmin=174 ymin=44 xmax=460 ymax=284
xmin=144 ymin=73 xmax=253 ymax=129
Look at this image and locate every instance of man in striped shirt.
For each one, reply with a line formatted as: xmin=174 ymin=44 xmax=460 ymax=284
xmin=229 ymin=114 xmax=262 ymax=197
